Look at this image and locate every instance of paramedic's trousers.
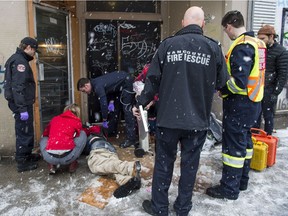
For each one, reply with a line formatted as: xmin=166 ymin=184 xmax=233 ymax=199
xmin=221 ymin=95 xmax=261 ymax=199
xmin=151 ymin=127 xmax=207 ymax=216
xmin=10 ymin=104 xmax=34 ymax=161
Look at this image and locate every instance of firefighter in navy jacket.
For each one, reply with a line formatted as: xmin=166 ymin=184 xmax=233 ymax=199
xmin=132 ymin=7 xmax=228 ymax=216
xmin=77 ymin=71 xmax=137 ymax=148
xmin=206 ymin=10 xmax=266 ymax=200
xmin=4 ymin=37 xmax=41 ymax=172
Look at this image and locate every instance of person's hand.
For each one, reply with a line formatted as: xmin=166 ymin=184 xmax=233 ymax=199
xmin=20 ymin=112 xmax=29 ymax=121
xmin=108 ymin=101 xmax=115 ymax=112
xmin=132 ymin=106 xmax=141 ymax=120
xmin=102 ymin=121 xmax=109 ymax=128
xmin=145 ymin=101 xmax=154 ymax=110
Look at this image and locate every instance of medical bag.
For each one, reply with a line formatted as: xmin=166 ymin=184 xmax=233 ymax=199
xmin=250 ymin=138 xmax=268 ymax=171
xmin=251 ymin=128 xmax=278 ymax=167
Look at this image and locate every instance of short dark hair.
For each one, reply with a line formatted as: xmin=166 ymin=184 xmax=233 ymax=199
xmin=77 ymin=78 xmax=90 ymax=90
xmin=19 ymin=43 xmax=29 ymax=50
xmin=221 ymin=10 xmax=244 ymax=28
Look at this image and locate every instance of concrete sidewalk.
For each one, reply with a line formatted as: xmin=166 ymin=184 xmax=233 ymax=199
xmin=0 ymin=135 xmax=155 ymax=216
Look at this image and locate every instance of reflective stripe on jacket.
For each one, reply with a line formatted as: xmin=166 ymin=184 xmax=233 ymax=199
xmin=225 ymin=35 xmax=266 ymax=102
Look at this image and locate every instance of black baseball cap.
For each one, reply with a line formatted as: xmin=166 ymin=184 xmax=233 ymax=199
xmin=21 ymin=37 xmax=40 ymax=52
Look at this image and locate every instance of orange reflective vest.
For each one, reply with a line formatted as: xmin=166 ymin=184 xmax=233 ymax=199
xmin=225 ymin=35 xmax=266 ymax=102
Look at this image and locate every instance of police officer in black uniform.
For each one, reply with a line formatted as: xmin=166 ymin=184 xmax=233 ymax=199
xmin=4 ymin=37 xmax=41 ymax=172
xmin=132 ymin=6 xmax=228 ymax=216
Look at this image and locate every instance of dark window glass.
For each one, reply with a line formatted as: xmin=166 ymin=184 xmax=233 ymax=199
xmin=85 ymin=19 xmax=161 ymax=122
xmin=36 ymin=7 xmax=70 ymax=131
xmin=86 ymin=1 xmax=160 ymax=13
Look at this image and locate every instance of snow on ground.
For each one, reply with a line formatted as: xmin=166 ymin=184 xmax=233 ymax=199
xmin=0 ymin=129 xmax=288 ymax=216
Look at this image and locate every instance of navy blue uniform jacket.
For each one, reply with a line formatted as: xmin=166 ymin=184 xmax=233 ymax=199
xmin=4 ymin=48 xmax=35 ymax=113
xmin=136 ymin=24 xmax=228 ymax=130
xmin=91 ymin=71 xmax=128 ymax=120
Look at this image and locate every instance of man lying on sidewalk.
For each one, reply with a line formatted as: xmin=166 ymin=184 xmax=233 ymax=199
xmin=84 ymin=126 xmax=142 ymax=198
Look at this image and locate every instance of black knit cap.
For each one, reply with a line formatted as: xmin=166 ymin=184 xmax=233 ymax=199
xmin=21 ymin=37 xmax=39 ymax=51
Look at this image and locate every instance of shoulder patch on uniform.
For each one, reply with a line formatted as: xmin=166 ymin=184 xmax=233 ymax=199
xmin=17 ymin=64 xmax=26 ymax=72
xmin=204 ymin=36 xmax=222 ymax=46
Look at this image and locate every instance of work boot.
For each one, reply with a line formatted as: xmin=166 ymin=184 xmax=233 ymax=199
xmin=17 ymin=158 xmax=38 ymax=172
xmin=68 ymin=160 xmax=78 ymax=173
xmin=119 ymin=140 xmax=136 ymax=148
xmin=206 ymin=185 xmax=238 ymax=200
xmin=239 ymin=183 xmax=248 ymax=191
xmin=113 ymin=177 xmax=141 ymax=198
xmin=142 ymin=200 xmax=157 ymax=216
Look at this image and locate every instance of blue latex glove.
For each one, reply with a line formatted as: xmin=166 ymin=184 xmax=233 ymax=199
xmin=108 ymin=101 xmax=115 ymax=112
xmin=102 ymin=121 xmax=109 ymax=128
xmin=20 ymin=112 xmax=29 ymax=121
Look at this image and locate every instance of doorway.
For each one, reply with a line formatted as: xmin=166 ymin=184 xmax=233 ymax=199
xmin=35 ymin=6 xmax=72 ymax=131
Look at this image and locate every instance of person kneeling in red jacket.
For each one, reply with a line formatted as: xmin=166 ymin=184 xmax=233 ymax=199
xmin=40 ymin=104 xmax=87 ymax=174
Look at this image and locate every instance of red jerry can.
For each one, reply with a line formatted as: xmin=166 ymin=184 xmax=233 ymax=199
xmin=251 ymin=128 xmax=279 ymax=167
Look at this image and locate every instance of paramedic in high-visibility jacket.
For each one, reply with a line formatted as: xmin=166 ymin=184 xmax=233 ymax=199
xmin=206 ymin=10 xmax=266 ymax=200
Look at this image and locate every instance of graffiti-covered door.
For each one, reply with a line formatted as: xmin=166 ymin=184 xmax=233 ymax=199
xmin=86 ymin=20 xmax=161 ymax=122
xmin=35 ymin=6 xmax=72 ymax=131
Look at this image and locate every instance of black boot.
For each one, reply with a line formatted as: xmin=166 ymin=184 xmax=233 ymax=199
xmin=113 ymin=177 xmax=141 ymax=198
xmin=239 ymin=183 xmax=248 ymax=191
xmin=17 ymin=158 xmax=38 ymax=172
xmin=142 ymin=200 xmax=157 ymax=216
xmin=206 ymin=185 xmax=238 ymax=200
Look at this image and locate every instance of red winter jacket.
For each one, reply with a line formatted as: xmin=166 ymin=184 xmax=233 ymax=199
xmin=43 ymin=110 xmax=82 ymax=151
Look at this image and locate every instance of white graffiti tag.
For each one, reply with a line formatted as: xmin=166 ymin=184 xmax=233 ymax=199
xmin=44 ymin=37 xmax=65 ymax=56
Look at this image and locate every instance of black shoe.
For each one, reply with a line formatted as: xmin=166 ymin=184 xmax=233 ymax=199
xmin=134 ymin=147 xmax=145 ymax=158
xmin=239 ymin=184 xmax=248 ymax=191
xmin=206 ymin=185 xmax=238 ymax=200
xmin=142 ymin=200 xmax=157 ymax=216
xmin=119 ymin=140 xmax=136 ymax=148
xmin=113 ymin=177 xmax=141 ymax=198
xmin=17 ymin=161 xmax=38 ymax=172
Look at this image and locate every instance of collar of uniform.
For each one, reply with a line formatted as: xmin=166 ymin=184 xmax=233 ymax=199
xmin=175 ymin=24 xmax=203 ymax=36
xmin=239 ymin=31 xmax=255 ymax=38
xmin=16 ymin=47 xmax=34 ymax=62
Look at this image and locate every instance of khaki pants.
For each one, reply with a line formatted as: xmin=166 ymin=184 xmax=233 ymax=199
xmin=88 ymin=149 xmax=135 ymax=185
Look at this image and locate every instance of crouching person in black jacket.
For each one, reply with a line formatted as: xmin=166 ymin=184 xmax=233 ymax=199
xmin=84 ymin=126 xmax=142 ymax=198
